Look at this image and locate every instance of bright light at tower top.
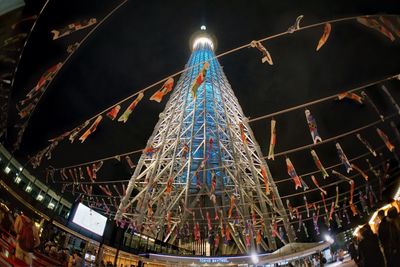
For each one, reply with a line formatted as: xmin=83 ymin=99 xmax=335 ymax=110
xmin=200 ymin=25 xmax=206 ymax=30
xmin=192 ymin=36 xmax=214 ymax=50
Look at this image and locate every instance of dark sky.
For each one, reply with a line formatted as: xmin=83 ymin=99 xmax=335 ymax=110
xmin=3 ymin=0 xmax=400 ymax=241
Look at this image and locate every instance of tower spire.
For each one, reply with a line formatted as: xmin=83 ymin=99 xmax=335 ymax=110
xmin=116 ymin=32 xmax=293 ymax=254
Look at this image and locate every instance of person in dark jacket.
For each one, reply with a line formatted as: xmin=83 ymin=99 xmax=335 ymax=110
xmin=378 ymin=209 xmax=391 ymax=264
xmin=358 ymin=224 xmax=385 ymax=267
xmin=386 ymin=207 xmax=400 ymax=267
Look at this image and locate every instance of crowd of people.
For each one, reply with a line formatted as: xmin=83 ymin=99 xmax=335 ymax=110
xmin=348 ymin=206 xmax=400 ymax=267
xmin=0 ymin=201 xmax=114 ymax=267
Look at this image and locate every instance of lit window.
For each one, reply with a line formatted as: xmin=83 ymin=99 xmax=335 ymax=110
xmin=48 ymin=202 xmax=55 ymax=210
xmin=36 ymin=194 xmax=44 ymax=201
xmin=15 ymin=176 xmax=21 ymax=184
xmin=25 ymin=185 xmax=32 ymax=193
xmin=4 ymin=166 xmax=11 ymax=174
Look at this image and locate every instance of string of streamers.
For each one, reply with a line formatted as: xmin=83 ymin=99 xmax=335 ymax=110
xmin=311 ymin=175 xmax=327 ymax=195
xmin=51 ymin=18 xmax=97 ymax=40
xmin=376 ymin=128 xmax=395 ymax=152
xmin=72 ymin=172 xmax=384 ymax=226
xmin=379 ymin=16 xmax=400 ymax=38
xmin=24 ymin=14 xmax=398 ymax=157
xmin=351 ymin=164 xmax=369 ymax=181
xmin=335 ymin=142 xmax=352 ymax=173
xmin=79 ymin=115 xmax=103 ymax=143
xmin=361 ymin=91 xmax=384 ymax=121
xmin=316 ymin=23 xmax=331 ymax=51
xmin=335 ymin=186 xmax=339 ymax=208
xmin=381 ymin=85 xmax=400 ymax=115
xmin=337 ymin=91 xmax=363 ymax=104
xmin=271 ymin=112 xmax=396 ymax=159
xmin=320 ymin=192 xmax=328 ymax=214
xmin=150 ymin=78 xmax=174 ymax=103
xmin=357 ymin=17 xmax=395 ymax=41
xmin=268 ymin=118 xmax=276 ymax=160
xmin=36 ymin=77 xmax=398 ymax=171
xmin=118 ymin=92 xmax=144 ymax=123
xmin=261 ymin=165 xmax=270 ymax=194
xmin=249 ymin=40 xmax=273 ymax=65
xmin=310 ymin=149 xmax=329 ymax=178
xmin=78 ymin=185 xmax=375 ymax=225
xmin=106 ymin=105 xmax=121 ymax=120
xmin=356 ymin=133 xmax=377 ymax=157
xmin=305 ymin=109 xmax=322 ymax=144
xmin=13 ymin=0 xmax=129 ymax=151
xmin=191 ymin=62 xmax=210 ymax=98
xmin=286 ymin=157 xmax=307 ymax=190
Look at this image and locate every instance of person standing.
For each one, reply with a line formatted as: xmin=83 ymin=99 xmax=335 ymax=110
xmin=377 ymin=209 xmax=391 ymax=265
xmin=14 ymin=213 xmax=40 ymax=266
xmin=358 ymin=224 xmax=385 ymax=267
xmin=386 ymin=207 xmax=400 ymax=267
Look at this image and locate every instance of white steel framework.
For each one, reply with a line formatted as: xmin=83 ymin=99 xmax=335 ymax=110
xmin=116 ymin=32 xmax=294 ymax=254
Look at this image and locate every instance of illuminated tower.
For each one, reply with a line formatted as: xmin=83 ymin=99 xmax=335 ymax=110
xmin=116 ymin=27 xmax=294 ymax=254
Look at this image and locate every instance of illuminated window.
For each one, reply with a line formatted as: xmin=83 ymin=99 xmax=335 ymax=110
xmin=36 ymin=194 xmax=44 ymax=201
xmin=15 ymin=176 xmax=21 ymax=184
xmin=25 ymin=185 xmax=32 ymax=193
xmin=48 ymin=202 xmax=55 ymax=210
xmin=4 ymin=166 xmax=11 ymax=174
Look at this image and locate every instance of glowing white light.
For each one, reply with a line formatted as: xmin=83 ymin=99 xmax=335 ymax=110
xmin=4 ymin=166 xmax=11 ymax=174
xmin=193 ymin=37 xmax=214 ymax=50
xmin=201 ymin=25 xmax=206 ymax=30
xmin=14 ymin=176 xmax=21 ymax=184
xmin=394 ymin=184 xmax=400 ymax=200
xmin=19 ymin=166 xmax=23 ymax=171
xmin=251 ymin=253 xmax=259 ymax=264
xmin=25 ymin=185 xmax=32 ymax=193
xmin=48 ymin=202 xmax=55 ymax=210
xmin=36 ymin=194 xmax=44 ymax=201
xmin=324 ymin=234 xmax=334 ymax=244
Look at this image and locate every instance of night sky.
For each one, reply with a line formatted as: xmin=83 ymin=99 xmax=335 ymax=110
xmin=3 ymin=0 xmax=400 ymax=241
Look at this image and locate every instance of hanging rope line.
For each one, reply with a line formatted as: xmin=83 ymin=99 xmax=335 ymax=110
xmin=66 ymin=156 xmax=390 ymax=209
xmin=32 ymin=14 xmax=396 ymax=157
xmin=52 ymin=139 xmax=390 ymax=187
xmin=51 ymin=106 xmax=396 ymax=171
xmin=17 ymin=0 xmax=129 ymax=144
xmin=10 ymin=0 xmax=50 ymax=88
xmin=248 ymin=74 xmax=399 ymax=123
xmin=272 ymin=113 xmax=397 ymax=158
xmin=52 ymin=148 xmax=142 ymax=170
xmin=78 ymin=178 xmax=381 ymax=224
xmin=274 ymin=142 xmax=390 ymax=184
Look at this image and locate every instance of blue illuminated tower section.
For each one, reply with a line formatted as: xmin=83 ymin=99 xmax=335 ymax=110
xmin=116 ymin=29 xmax=294 ymax=254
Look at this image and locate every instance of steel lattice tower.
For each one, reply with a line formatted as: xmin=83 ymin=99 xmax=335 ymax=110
xmin=116 ymin=29 xmax=294 ymax=253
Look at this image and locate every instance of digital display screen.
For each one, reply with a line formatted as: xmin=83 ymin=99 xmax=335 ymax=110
xmin=72 ymin=203 xmax=107 ymax=236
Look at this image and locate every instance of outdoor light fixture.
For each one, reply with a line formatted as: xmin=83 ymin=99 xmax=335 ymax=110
xmin=4 ymin=166 xmax=11 ymax=174
xmin=48 ymin=202 xmax=55 ymax=210
xmin=19 ymin=166 xmax=23 ymax=171
xmin=193 ymin=37 xmax=214 ymax=50
xmin=394 ymin=184 xmax=400 ymax=200
xmin=251 ymin=252 xmax=259 ymax=264
xmin=25 ymin=185 xmax=32 ymax=193
xmin=14 ymin=176 xmax=21 ymax=184
xmin=324 ymin=234 xmax=334 ymax=244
